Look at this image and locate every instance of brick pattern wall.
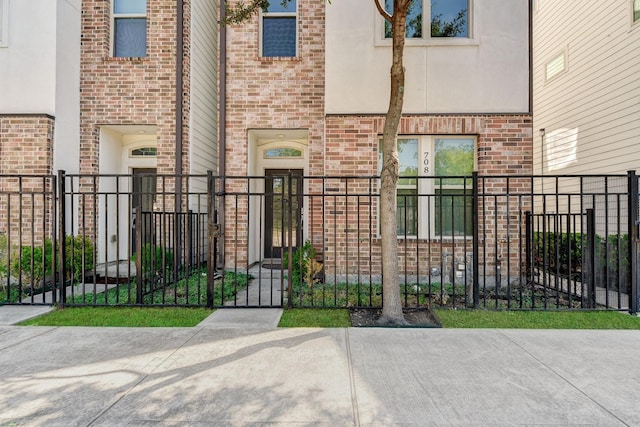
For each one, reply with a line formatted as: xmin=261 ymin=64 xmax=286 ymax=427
xmin=224 ymin=0 xmax=325 ymax=266
xmin=79 ymin=0 xmax=190 ymax=177
xmin=319 ymin=114 xmax=534 ymax=278
xmin=0 ymin=115 xmax=55 ymax=245
xmin=79 ymin=0 xmax=192 ymax=236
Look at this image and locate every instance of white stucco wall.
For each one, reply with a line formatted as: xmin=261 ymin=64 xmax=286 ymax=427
xmin=325 ymin=0 xmax=530 ymax=114
xmin=0 ymin=0 xmax=57 ymax=114
xmin=53 ymin=0 xmax=81 ymax=174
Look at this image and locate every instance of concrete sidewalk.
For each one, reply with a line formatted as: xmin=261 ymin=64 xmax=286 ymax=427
xmin=0 ymin=323 xmax=639 ymax=426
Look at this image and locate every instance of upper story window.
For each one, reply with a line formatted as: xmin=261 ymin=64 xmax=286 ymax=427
xmin=0 ymin=0 xmax=8 ymax=47
xmin=261 ymin=0 xmax=297 ymax=57
xmin=112 ymin=0 xmax=147 ymax=57
xmin=384 ymin=0 xmax=469 ymax=39
xmin=634 ymin=0 xmax=640 ymax=23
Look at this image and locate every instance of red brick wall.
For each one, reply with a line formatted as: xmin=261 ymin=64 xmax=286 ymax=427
xmin=79 ymin=0 xmax=190 ymax=177
xmin=78 ymin=0 xmax=192 ymax=237
xmin=0 ymin=115 xmax=55 ymax=244
xmin=224 ymin=0 xmax=325 ymax=265
xmin=319 ymin=114 xmax=533 ymax=279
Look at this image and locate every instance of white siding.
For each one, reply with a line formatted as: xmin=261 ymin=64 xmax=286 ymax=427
xmin=0 ymin=0 xmax=57 ymax=114
xmin=325 ymin=0 xmax=530 ymax=114
xmin=533 ymin=0 xmax=640 ymax=175
xmin=189 ymin=0 xmax=218 ymax=192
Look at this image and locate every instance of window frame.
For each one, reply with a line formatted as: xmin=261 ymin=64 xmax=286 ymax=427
xmin=379 ymin=135 xmax=477 ymax=239
xmin=0 ymin=0 xmax=8 ymax=48
xmin=260 ymin=1 xmax=298 ymax=58
xmin=111 ymin=0 xmax=147 ymax=58
xmin=376 ymin=0 xmax=477 ymax=47
xmin=633 ymin=0 xmax=640 ymax=24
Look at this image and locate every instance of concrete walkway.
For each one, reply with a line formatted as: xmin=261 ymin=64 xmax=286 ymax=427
xmin=0 ymin=311 xmax=640 ymax=425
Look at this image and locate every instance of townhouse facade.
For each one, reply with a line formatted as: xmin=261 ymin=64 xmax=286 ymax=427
xmin=222 ymin=0 xmax=534 ymax=276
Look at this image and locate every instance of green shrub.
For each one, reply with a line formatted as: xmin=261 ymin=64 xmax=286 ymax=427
xmin=136 ymin=243 xmax=174 ymax=278
xmin=64 ymin=235 xmax=94 ymax=282
xmin=9 ymin=235 xmax=94 ymax=285
xmin=283 ymin=240 xmax=321 ymax=290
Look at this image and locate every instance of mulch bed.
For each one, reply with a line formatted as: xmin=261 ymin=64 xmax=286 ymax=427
xmin=349 ymin=307 xmax=441 ymax=328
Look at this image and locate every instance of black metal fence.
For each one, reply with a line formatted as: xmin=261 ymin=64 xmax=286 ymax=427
xmin=1 ymin=171 xmax=638 ymax=312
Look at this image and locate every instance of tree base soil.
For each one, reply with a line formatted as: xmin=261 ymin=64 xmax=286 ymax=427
xmin=349 ymin=307 xmax=441 ymax=328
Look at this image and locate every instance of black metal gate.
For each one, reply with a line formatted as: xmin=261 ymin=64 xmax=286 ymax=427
xmin=1 ymin=171 xmax=639 ymax=312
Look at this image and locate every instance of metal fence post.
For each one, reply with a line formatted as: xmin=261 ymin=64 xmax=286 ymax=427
xmin=287 ymin=172 xmax=294 ymax=308
xmin=628 ymin=170 xmax=638 ymax=314
xmin=472 ymin=172 xmax=480 ymax=308
xmin=585 ymin=208 xmax=596 ymax=309
xmin=135 ymin=203 xmax=143 ymax=304
xmin=206 ymin=171 xmax=214 ymax=308
xmin=57 ymin=170 xmax=66 ymax=307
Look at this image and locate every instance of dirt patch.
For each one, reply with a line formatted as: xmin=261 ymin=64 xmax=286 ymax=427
xmin=349 ymin=307 xmax=441 ymax=328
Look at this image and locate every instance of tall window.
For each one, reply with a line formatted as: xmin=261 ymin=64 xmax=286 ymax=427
xmin=634 ymin=0 xmax=640 ymax=23
xmin=0 ymin=0 xmax=8 ymax=47
xmin=262 ymin=0 xmax=297 ymax=57
xmin=384 ymin=0 xmax=469 ymax=39
xmin=379 ymin=136 xmax=475 ymax=238
xmin=113 ymin=0 xmax=147 ymax=57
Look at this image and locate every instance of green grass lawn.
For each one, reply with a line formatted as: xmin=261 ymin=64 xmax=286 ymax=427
xmin=18 ymin=306 xmax=640 ymax=329
xmin=278 ymin=308 xmax=351 ymax=327
xmin=19 ymin=307 xmax=213 ymax=327
xmin=279 ymin=308 xmax=640 ymax=329
xmin=434 ymin=309 xmax=640 ymax=329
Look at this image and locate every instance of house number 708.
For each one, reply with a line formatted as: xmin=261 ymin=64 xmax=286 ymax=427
xmin=423 ymin=151 xmax=430 ymax=174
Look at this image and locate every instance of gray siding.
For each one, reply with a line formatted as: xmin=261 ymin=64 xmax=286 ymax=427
xmin=189 ymin=0 xmax=218 ymax=192
xmin=533 ymin=0 xmax=640 ymax=175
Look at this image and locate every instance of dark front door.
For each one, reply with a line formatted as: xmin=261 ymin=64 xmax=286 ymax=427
xmin=264 ymin=169 xmax=303 ymax=259
xmin=132 ymin=168 xmax=157 ymax=253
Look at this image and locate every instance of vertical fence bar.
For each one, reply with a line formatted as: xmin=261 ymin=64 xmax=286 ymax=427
xmin=206 ymin=171 xmax=214 ymax=308
xmin=585 ymin=208 xmax=596 ymax=309
xmin=472 ymin=172 xmax=479 ymax=308
xmin=57 ymin=171 xmax=66 ymax=307
xmin=628 ymin=171 xmax=638 ymax=314
xmin=135 ymin=200 xmax=143 ymax=305
xmin=524 ymin=211 xmax=532 ymax=310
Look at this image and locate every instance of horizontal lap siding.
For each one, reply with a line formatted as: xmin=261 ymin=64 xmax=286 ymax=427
xmin=533 ymin=0 xmax=640 ymax=175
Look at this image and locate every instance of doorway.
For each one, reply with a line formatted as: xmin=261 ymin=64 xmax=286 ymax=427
xmin=131 ymin=168 xmax=157 ymax=253
xmin=264 ymin=169 xmax=303 ymax=260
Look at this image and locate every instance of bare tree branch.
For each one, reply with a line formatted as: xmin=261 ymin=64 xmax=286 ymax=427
xmin=373 ymin=0 xmax=392 ymax=22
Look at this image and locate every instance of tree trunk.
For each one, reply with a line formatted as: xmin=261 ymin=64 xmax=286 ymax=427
xmin=376 ymin=0 xmax=410 ymax=326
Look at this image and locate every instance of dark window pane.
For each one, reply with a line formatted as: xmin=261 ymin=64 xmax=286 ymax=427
xmin=263 ymin=17 xmax=296 ymax=57
xmin=435 ymin=189 xmax=472 ymax=236
xmin=114 ymin=18 xmax=147 ymax=57
xmin=384 ymin=0 xmax=423 ymax=38
xmin=114 ymin=0 xmax=146 ymax=14
xmin=431 ymin=0 xmax=468 ymax=37
xmin=267 ymin=0 xmax=296 ymax=13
